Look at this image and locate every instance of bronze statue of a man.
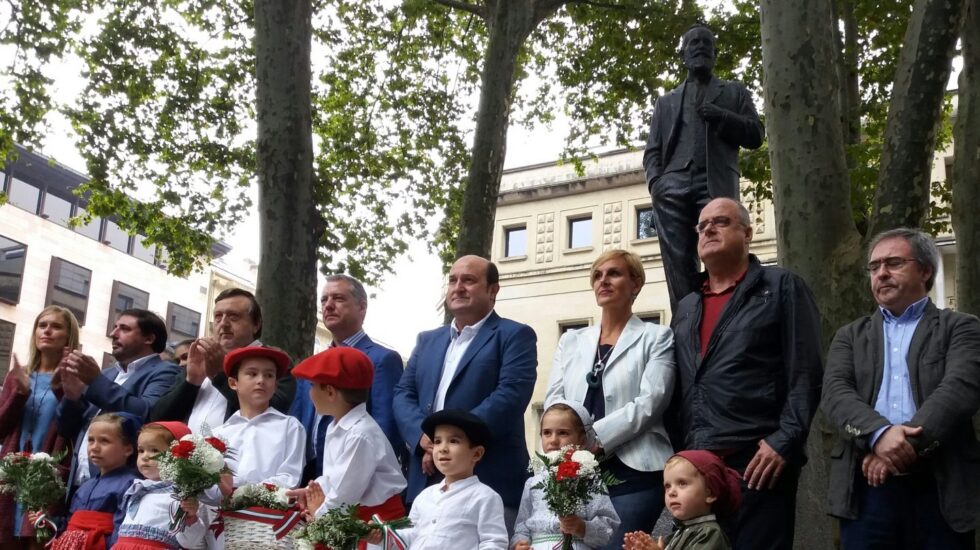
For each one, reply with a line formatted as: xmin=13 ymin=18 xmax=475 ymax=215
xmin=643 ymin=24 xmax=764 ymax=312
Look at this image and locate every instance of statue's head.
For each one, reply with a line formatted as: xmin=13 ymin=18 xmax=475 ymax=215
xmin=681 ymin=24 xmax=716 ymax=75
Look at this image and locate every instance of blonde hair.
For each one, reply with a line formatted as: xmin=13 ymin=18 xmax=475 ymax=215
xmin=590 ymin=249 xmax=646 ymax=288
xmin=139 ymin=424 xmax=179 ymax=446
xmin=28 ymin=306 xmax=81 ymax=373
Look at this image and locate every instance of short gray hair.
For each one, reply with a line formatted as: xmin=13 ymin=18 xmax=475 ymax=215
xmin=867 ymin=228 xmax=940 ymax=290
xmin=325 ymin=274 xmax=368 ymax=305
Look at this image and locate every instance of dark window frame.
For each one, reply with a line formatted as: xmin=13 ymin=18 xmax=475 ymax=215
xmin=0 ymin=234 xmax=27 ymax=305
xmin=45 ymin=257 xmax=92 ymax=326
xmin=636 ymin=206 xmax=657 ymax=240
xmin=0 ymin=318 xmax=15 ymax=380
xmin=504 ymin=225 xmax=528 ymax=258
xmin=567 ymin=215 xmax=593 ymax=249
xmin=107 ymin=281 xmax=150 ymax=336
xmin=166 ymin=302 xmax=201 ymax=343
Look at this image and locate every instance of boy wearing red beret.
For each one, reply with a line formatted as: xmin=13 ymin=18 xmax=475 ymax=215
xmin=207 ymin=347 xmax=306 ymax=500
xmin=288 ymin=347 xmax=407 ymax=549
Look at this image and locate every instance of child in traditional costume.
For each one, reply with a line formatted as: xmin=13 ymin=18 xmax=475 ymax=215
xmin=511 ymin=401 xmax=620 ymax=550
xmin=49 ymin=412 xmax=142 ymax=550
xmin=112 ymin=421 xmax=207 ymax=549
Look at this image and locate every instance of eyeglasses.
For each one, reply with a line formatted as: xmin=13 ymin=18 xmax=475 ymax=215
xmin=865 ymin=257 xmax=919 ymax=273
xmin=695 ymin=216 xmax=740 ymax=234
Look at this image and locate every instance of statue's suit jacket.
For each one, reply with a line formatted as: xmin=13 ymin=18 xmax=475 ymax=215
xmin=822 ymin=301 xmax=980 ymax=532
xmin=643 ymin=75 xmax=764 ymax=198
xmin=393 ymin=311 xmax=537 ymax=508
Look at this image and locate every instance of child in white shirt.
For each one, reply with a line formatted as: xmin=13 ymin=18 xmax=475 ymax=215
xmin=288 ymin=347 xmax=406 ymax=550
xmin=396 ymin=409 xmax=508 ymax=550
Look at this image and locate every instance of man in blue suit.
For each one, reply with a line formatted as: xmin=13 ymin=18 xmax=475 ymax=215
xmin=393 ymin=255 xmax=538 ymax=529
xmin=57 ymin=309 xmax=180 ymax=487
xmin=290 ymin=274 xmax=405 ymax=483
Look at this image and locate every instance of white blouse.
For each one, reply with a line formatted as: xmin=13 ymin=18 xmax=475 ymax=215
xmin=118 ymin=479 xmax=208 ymax=548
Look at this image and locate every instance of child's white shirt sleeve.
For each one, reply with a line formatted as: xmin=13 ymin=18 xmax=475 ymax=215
xmin=313 ymin=432 xmax=374 ymax=516
xmin=476 ymin=487 xmax=509 ymax=550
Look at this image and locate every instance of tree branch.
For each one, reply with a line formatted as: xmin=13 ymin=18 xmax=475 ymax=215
xmin=562 ymin=0 xmax=631 ymax=10
xmin=429 ymin=0 xmax=485 ymax=17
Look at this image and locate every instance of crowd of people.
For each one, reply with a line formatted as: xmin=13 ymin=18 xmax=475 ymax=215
xmin=0 ymin=197 xmax=978 ymax=550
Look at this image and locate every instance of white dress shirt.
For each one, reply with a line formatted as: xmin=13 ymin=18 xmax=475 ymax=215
xmin=213 ymin=407 xmax=306 ymax=489
xmin=398 ymin=475 xmax=508 ymax=550
xmin=313 ymin=403 xmax=406 ymax=516
xmin=187 ymin=377 xmax=229 ymax=435
xmin=75 ymin=353 xmax=158 ymax=484
xmin=434 ymin=311 xmax=493 ymax=411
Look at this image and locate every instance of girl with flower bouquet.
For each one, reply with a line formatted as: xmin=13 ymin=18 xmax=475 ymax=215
xmin=512 ymin=401 xmax=620 ymax=550
xmin=111 ymin=421 xmax=208 ymax=550
xmin=0 ymin=306 xmax=79 ymax=549
xmin=47 ymin=412 xmax=142 ymax=550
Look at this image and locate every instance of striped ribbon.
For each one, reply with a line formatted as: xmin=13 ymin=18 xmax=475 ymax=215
xmin=32 ymin=512 xmax=58 ymax=548
xmin=369 ymin=514 xmax=407 ymax=550
xmin=210 ymin=506 xmax=305 ymax=540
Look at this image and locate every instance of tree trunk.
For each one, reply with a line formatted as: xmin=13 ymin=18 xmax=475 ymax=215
xmin=253 ymin=0 xmax=321 ymax=362
xmin=870 ymin=0 xmax=965 ymax=234
xmin=453 ymin=1 xmax=540 ymax=260
xmin=759 ymin=1 xmax=868 ymax=547
xmin=954 ymin=0 xmax=980 ymax=317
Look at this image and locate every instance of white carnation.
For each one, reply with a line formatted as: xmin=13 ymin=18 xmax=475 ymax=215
xmin=29 ymin=452 xmax=51 ymax=461
xmin=274 ymin=487 xmax=290 ymax=505
xmin=200 ymin=447 xmax=226 ymax=473
xmin=544 ymin=450 xmax=561 ymax=462
xmin=570 ymin=450 xmax=599 ymax=474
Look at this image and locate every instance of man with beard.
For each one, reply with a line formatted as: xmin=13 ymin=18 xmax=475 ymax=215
xmin=56 ymin=309 xmax=180 ymax=487
xmin=643 ymin=23 xmax=764 ymax=312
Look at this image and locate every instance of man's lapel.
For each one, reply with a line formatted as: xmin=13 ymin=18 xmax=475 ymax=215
xmin=906 ymin=301 xmax=938 ymax=404
xmin=450 ymin=312 xmax=499 ymax=387
xmin=425 ymin=328 xmax=452 ymax=406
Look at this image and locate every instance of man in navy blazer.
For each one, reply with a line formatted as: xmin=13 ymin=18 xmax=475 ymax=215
xmin=290 ymin=274 xmax=405 ymax=483
xmin=57 ymin=309 xmax=180 ymax=487
xmin=393 ymin=255 xmax=537 ymax=527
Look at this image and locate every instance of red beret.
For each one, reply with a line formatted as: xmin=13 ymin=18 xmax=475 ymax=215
xmin=673 ymin=450 xmax=742 ymax=516
xmin=292 ymin=347 xmax=374 ymax=389
xmin=146 ymin=421 xmax=191 ymax=441
xmin=223 ymin=346 xmax=291 ymax=378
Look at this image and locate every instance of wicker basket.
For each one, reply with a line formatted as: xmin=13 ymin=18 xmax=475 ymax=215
xmin=222 ymin=507 xmax=303 ymax=550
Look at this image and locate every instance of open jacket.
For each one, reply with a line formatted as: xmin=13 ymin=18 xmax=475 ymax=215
xmin=668 ymin=255 xmax=823 ymax=463
xmin=821 ymin=302 xmax=980 ymax=532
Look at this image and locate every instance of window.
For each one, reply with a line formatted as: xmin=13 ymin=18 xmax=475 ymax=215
xmin=102 ymin=220 xmax=131 ymax=253
xmin=42 ymin=193 xmax=74 ymax=227
xmin=107 ymin=281 xmax=150 ymax=335
xmin=568 ymin=216 xmax=592 ymax=248
xmin=74 ymin=208 xmax=103 ymax=240
xmin=6 ymin=178 xmax=40 ymax=213
xmin=0 ymin=319 xmax=14 ymax=380
xmin=0 ymin=235 xmax=27 ymax=304
xmin=132 ymin=235 xmax=155 ymax=264
xmin=636 ymin=206 xmax=657 ymax=239
xmin=559 ymin=321 xmax=589 ymax=335
xmin=639 ymin=313 xmax=662 ymax=325
xmin=46 ymin=258 xmax=92 ymax=325
xmin=504 ymin=226 xmax=527 ymax=257
xmin=167 ymin=302 xmax=201 ymax=342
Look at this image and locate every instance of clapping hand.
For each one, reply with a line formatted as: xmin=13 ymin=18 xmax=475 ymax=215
xmin=6 ymin=355 xmax=29 ymax=395
xmin=185 ymin=341 xmax=208 ymax=386
xmin=623 ymin=531 xmax=663 ymax=550
xmin=59 ymin=367 xmax=85 ymax=401
xmin=63 ymin=351 xmax=101 ymax=384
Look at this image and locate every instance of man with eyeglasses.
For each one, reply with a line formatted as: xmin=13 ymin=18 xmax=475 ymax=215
xmin=822 ymin=228 xmax=980 ymax=549
xmin=667 ymin=198 xmax=823 ymax=549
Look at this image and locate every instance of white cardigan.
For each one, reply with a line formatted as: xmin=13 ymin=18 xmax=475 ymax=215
xmin=545 ymin=315 xmax=676 ymax=472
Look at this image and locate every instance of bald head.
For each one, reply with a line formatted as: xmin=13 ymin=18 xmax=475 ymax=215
xmin=446 ymin=255 xmax=499 ymax=327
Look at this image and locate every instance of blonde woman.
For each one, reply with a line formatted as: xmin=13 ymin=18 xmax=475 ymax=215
xmin=0 ymin=305 xmax=80 ymax=548
xmin=545 ymin=249 xmax=676 ymax=550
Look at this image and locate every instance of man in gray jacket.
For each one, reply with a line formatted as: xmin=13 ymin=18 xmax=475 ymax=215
xmin=822 ymin=228 xmax=980 ymax=548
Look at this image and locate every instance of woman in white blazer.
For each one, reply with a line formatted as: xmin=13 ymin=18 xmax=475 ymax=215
xmin=545 ymin=249 xmax=676 ymax=550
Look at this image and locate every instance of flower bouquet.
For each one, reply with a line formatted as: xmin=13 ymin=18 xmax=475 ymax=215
xmin=0 ymin=451 xmax=67 ymax=543
xmin=294 ymin=504 xmax=411 ymax=550
xmin=531 ymin=445 xmax=620 ymax=550
xmin=218 ymin=483 xmax=304 ymax=550
xmin=156 ymin=432 xmax=231 ymax=530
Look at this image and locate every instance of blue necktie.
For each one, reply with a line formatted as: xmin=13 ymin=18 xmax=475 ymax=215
xmin=313 ymin=415 xmax=331 ymax=478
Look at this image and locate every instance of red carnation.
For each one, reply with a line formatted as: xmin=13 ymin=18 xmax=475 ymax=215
xmin=171 ymin=440 xmax=196 ymax=459
xmin=205 ymin=437 xmax=227 ymax=453
xmin=263 ymin=483 xmax=276 ymax=491
xmin=556 ymin=461 xmax=580 ymax=481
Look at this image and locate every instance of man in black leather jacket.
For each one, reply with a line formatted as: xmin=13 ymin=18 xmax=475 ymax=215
xmin=668 ymin=198 xmax=823 ymax=550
